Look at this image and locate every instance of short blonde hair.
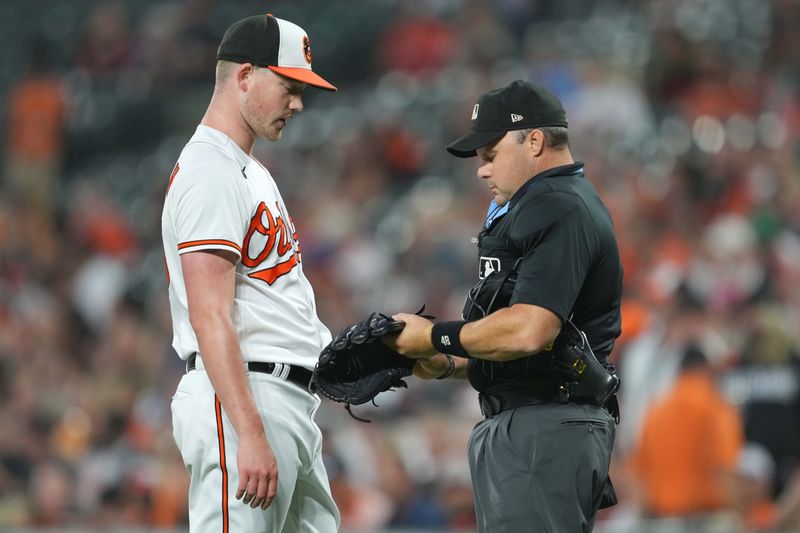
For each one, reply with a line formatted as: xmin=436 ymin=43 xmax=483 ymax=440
xmin=215 ymin=60 xmax=238 ymax=88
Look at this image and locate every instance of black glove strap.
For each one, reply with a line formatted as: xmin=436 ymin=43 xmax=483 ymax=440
xmin=431 ymin=321 xmax=471 ymax=358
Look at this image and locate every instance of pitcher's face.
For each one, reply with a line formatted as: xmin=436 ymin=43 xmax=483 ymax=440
xmin=241 ymin=67 xmax=305 ymax=142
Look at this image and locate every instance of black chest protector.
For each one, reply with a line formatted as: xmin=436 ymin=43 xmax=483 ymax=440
xmin=462 ymin=223 xmax=552 ymax=391
xmin=462 ymin=219 xmax=619 ymax=407
xmin=463 ymin=234 xmax=521 ymax=322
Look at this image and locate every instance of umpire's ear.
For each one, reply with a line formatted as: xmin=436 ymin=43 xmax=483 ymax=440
xmin=527 ymin=129 xmax=546 ymax=157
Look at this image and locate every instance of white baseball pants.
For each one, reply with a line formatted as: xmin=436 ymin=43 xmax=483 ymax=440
xmin=171 ymin=368 xmax=340 ymax=532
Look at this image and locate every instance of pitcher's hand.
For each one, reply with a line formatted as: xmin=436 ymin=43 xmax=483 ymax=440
xmin=236 ymin=430 xmax=278 ymax=509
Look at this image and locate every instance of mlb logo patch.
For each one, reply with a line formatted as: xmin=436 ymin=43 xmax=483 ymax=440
xmin=479 ymin=257 xmax=501 ymax=279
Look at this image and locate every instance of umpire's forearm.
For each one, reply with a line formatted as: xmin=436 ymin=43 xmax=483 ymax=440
xmin=452 ymin=357 xmax=468 ymax=378
xmin=416 ymin=354 xmax=468 ymax=379
xmin=460 ymin=303 xmax=562 ymax=361
xmin=446 ymin=355 xmax=469 ymax=378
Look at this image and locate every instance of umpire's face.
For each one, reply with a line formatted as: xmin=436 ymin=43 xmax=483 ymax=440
xmin=240 ymin=66 xmax=306 ymax=142
xmin=475 ymin=130 xmax=539 ymax=206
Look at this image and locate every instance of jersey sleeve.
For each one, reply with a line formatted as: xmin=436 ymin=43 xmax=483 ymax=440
xmin=170 ymin=161 xmax=249 ymax=259
xmin=509 ymin=192 xmax=596 ymax=321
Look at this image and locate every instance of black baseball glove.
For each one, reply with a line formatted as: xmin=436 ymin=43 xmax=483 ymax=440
xmin=311 ymin=308 xmax=432 ymax=422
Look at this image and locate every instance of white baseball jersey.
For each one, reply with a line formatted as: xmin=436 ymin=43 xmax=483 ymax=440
xmin=162 ymin=124 xmax=331 ymax=369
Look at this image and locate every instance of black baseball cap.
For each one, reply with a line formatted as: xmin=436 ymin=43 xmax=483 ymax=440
xmin=217 ymin=14 xmax=337 ymax=92
xmin=447 ymin=80 xmax=567 ymax=157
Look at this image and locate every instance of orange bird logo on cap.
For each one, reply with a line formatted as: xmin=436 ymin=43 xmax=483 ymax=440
xmin=302 ymin=35 xmax=312 ymax=64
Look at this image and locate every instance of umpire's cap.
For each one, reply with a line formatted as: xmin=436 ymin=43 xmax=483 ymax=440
xmin=447 ymin=80 xmax=567 ymax=157
xmin=217 ymin=14 xmax=337 ymax=91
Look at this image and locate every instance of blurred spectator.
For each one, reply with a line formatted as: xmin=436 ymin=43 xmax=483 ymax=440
xmin=731 ymin=443 xmax=777 ymax=531
xmin=378 ymin=440 xmax=447 ymax=528
xmin=26 ymin=459 xmax=74 ymax=527
xmin=772 ymin=470 xmax=800 ymax=532
xmin=4 ymin=37 xmax=66 ymax=220
xmin=74 ymin=1 xmax=132 ymax=81
xmin=167 ymin=0 xmax=218 ymax=86
xmin=376 ymin=5 xmax=457 ymax=77
xmin=722 ymin=307 xmax=800 ymax=498
xmin=0 ymin=0 xmax=798 ymax=529
xmin=633 ymin=345 xmax=744 ymax=526
xmin=325 ymin=452 xmax=393 ymax=530
xmin=616 ymin=293 xmax=729 ymax=455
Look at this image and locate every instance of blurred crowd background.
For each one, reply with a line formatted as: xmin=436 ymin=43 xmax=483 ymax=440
xmin=1 ymin=0 xmax=799 ymax=531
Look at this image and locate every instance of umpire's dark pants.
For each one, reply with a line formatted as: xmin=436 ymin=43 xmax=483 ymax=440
xmin=468 ymin=402 xmax=615 ymax=533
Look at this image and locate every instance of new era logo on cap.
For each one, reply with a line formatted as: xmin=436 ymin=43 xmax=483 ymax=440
xmin=446 ymin=80 xmax=568 ymax=158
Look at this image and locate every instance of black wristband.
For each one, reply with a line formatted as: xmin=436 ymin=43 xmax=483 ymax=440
xmin=431 ymin=321 xmax=471 ymax=358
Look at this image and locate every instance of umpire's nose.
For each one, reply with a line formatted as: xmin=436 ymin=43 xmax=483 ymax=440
xmin=477 ymin=160 xmax=492 ymax=180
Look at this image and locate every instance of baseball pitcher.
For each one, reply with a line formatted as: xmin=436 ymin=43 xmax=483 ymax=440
xmin=162 ymin=14 xmax=339 ymax=532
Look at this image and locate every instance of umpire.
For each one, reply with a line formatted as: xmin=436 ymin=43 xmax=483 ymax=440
xmin=388 ymin=80 xmax=623 ymax=532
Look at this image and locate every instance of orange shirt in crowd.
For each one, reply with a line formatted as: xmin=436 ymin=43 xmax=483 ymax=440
xmin=634 ymin=370 xmax=744 ymax=516
xmin=745 ymin=500 xmax=776 ymax=531
xmin=7 ymin=77 xmax=65 ymax=160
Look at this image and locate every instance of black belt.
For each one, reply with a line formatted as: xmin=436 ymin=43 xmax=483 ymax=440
xmin=479 ymin=385 xmax=609 ymax=418
xmin=186 ymin=352 xmax=313 ymax=390
xmin=478 ymin=387 xmax=554 ymax=418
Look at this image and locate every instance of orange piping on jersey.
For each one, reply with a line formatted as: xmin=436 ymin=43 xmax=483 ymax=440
xmin=248 ymin=255 xmax=298 ymax=285
xmin=178 ymin=239 xmax=242 ymax=253
xmin=166 ymin=163 xmax=180 ymax=194
xmin=215 ymin=395 xmax=230 ymax=533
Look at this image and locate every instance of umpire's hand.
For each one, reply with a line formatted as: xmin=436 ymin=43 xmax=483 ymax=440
xmin=413 ymin=354 xmax=452 ymax=379
xmin=382 ymin=313 xmax=438 ymax=359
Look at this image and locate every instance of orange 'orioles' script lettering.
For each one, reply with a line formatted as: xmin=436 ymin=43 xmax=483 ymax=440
xmin=242 ymin=201 xmax=301 ymax=285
